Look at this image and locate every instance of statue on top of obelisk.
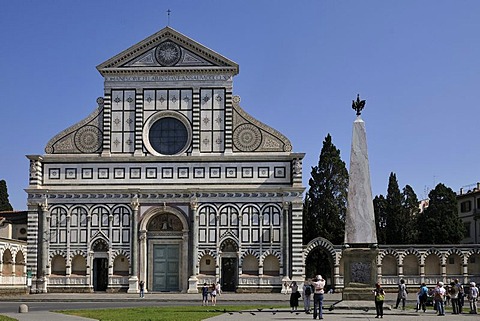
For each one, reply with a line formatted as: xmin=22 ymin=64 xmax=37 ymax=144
xmin=344 ymin=94 xmax=377 ymax=247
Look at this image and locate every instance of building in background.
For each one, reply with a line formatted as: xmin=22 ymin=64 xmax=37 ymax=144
xmin=457 ymin=183 xmax=480 ymax=244
xmin=0 ymin=211 xmax=27 ymax=293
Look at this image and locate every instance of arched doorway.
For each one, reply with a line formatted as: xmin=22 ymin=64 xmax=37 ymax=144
xmin=304 ymin=237 xmax=337 ymax=291
xmin=305 ymin=248 xmax=334 ymax=289
xmin=220 ymin=239 xmax=238 ymax=292
xmin=139 ymin=206 xmax=189 ymax=292
xmin=92 ymin=239 xmax=109 ymax=291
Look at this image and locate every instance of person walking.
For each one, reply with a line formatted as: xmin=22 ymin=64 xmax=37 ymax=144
xmin=303 ymin=280 xmax=313 ymax=314
xmin=449 ymin=281 xmax=460 ymax=314
xmin=454 ymin=279 xmax=465 ymax=313
xmin=394 ymin=279 xmax=407 ymax=310
xmin=289 ymin=281 xmax=300 ymax=311
xmin=468 ymin=281 xmax=478 ymax=314
xmin=210 ymin=283 xmax=218 ymax=306
xmin=433 ymin=281 xmax=446 ymax=316
xmin=373 ymin=282 xmax=385 ymax=318
xmin=139 ymin=280 xmax=145 ymax=298
xmin=418 ymin=282 xmax=428 ymax=312
xmin=201 ymin=282 xmax=209 ymax=306
xmin=312 ymin=275 xmax=326 ymax=320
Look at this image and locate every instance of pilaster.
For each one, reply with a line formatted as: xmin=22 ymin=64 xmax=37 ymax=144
xmin=128 ymin=198 xmax=139 ymax=293
xmin=191 ymin=88 xmax=201 ymax=155
xmin=290 ymin=199 xmax=304 ymax=283
xmin=101 ymin=93 xmax=112 ymax=156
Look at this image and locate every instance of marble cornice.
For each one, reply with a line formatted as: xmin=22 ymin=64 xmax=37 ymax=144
xmin=99 ymin=67 xmax=238 ymax=76
xmin=27 ymin=190 xmax=303 ymax=202
xmin=36 ymin=153 xmax=302 ymax=163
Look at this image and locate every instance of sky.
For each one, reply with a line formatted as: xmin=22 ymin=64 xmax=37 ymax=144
xmin=1 ymin=1 xmax=479 ymax=210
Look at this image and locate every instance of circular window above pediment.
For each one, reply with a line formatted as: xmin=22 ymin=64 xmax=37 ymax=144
xmin=155 ymin=41 xmax=181 ymax=66
xmin=143 ymin=111 xmax=192 ymax=156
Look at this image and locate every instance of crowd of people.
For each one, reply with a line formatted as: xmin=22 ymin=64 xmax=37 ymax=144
xmin=284 ymin=275 xmax=326 ymax=319
xmin=282 ymin=276 xmax=478 ymax=319
xmin=189 ymin=276 xmax=478 ymax=318
xmin=387 ymin=278 xmax=479 ymax=316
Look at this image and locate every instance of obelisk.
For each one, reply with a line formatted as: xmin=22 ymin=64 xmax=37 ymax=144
xmin=344 ymin=95 xmax=377 ymax=246
xmin=342 ymin=94 xmax=378 ymax=301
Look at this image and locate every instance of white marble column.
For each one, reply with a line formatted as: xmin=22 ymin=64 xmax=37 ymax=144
xmin=139 ymin=230 xmax=147 ymax=292
xmin=187 ymin=197 xmax=199 ymax=293
xmin=40 ymin=200 xmax=49 ymax=293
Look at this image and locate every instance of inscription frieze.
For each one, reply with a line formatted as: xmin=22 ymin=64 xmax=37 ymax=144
xmin=106 ymin=75 xmax=232 ymax=82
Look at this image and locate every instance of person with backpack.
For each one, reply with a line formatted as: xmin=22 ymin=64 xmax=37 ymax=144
xmin=201 ymin=282 xmax=209 ymax=306
xmin=303 ymin=280 xmax=313 ymax=314
xmin=373 ymin=282 xmax=385 ymax=318
xmin=417 ymin=282 xmax=429 ymax=312
xmin=450 ymin=281 xmax=460 ymax=314
xmin=454 ymin=279 xmax=465 ymax=313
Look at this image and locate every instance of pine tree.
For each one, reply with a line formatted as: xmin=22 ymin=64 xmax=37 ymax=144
xmin=373 ymin=195 xmax=387 ymax=244
xmin=303 ymin=134 xmax=348 ymax=245
xmin=0 ymin=180 xmax=13 ymax=211
xmin=417 ymin=183 xmax=465 ymax=244
xmin=385 ymin=172 xmax=403 ymax=244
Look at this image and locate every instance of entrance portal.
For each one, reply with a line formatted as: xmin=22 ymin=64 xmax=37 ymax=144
xmin=221 ymin=257 xmax=237 ymax=292
xmin=152 ymin=244 xmax=180 ymax=292
xmin=93 ymin=258 xmax=108 ymax=291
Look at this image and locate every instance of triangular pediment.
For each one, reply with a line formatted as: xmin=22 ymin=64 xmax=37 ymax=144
xmin=97 ymin=27 xmax=239 ymax=76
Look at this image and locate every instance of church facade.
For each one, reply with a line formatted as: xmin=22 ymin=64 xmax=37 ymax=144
xmin=26 ymin=27 xmax=305 ymax=293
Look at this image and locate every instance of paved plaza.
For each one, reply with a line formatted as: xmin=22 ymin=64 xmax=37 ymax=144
xmin=0 ymin=292 xmax=478 ymax=321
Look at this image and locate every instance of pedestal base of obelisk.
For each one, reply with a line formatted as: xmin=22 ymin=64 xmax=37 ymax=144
xmin=342 ymin=247 xmax=378 ymax=301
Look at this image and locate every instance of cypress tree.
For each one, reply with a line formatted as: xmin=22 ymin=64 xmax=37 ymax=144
xmin=402 ymin=185 xmax=420 ymax=244
xmin=373 ymin=195 xmax=387 ymax=245
xmin=385 ymin=172 xmax=403 ymax=244
xmin=303 ymin=134 xmax=348 ymax=245
xmin=0 ymin=180 xmax=13 ymax=211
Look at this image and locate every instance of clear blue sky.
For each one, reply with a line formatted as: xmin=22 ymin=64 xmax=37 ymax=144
xmin=1 ymin=1 xmax=479 ymax=210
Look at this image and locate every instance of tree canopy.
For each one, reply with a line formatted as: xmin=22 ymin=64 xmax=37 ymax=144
xmin=417 ymin=183 xmax=465 ymax=244
xmin=374 ymin=173 xmax=420 ymax=244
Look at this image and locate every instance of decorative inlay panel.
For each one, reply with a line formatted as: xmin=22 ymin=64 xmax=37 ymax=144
xmin=66 ymin=168 xmax=77 ymax=180
xmin=162 ymin=168 xmax=173 ymax=179
xmin=74 ymin=126 xmax=102 ymax=153
xmin=49 ymin=168 xmax=60 ymax=180
xmin=233 ymin=124 xmax=262 ymax=152
xmin=258 ymin=167 xmax=270 ymax=178
xmin=146 ymin=167 xmax=157 ymax=179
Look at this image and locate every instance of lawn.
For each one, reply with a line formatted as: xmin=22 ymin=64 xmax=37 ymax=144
xmin=59 ymin=305 xmax=282 ymax=321
xmin=0 ymin=316 xmax=17 ymax=321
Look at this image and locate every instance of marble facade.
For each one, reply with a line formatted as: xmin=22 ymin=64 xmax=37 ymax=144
xmin=25 ymin=27 xmax=305 ymax=293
